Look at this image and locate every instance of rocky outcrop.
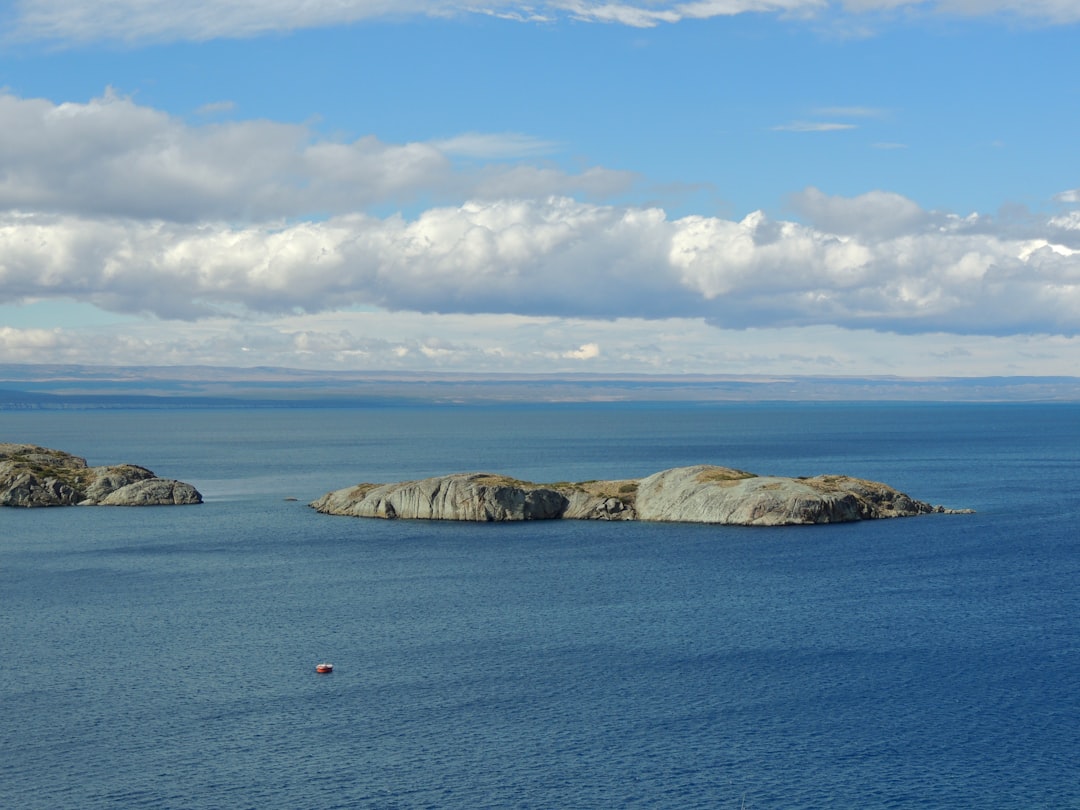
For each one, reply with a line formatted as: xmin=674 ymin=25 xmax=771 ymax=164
xmin=311 ymin=465 xmax=966 ymax=526
xmin=310 ymin=473 xmax=569 ymax=521
xmin=0 ymin=443 xmax=202 ymax=507
xmin=631 ymin=465 xmax=943 ymax=526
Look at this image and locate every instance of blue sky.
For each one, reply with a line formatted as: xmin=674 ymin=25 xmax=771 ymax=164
xmin=0 ymin=1 xmax=1078 ymax=376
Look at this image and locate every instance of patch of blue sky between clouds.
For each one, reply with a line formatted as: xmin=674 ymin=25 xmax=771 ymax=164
xmin=0 ymin=300 xmax=142 ymax=328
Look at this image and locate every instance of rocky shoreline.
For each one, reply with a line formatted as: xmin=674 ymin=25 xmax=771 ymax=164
xmin=0 ymin=443 xmax=203 ymax=507
xmin=311 ymin=465 xmax=970 ymax=527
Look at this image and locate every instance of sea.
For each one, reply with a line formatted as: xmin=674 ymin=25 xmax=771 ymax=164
xmin=2 ymin=402 xmax=1078 ymax=809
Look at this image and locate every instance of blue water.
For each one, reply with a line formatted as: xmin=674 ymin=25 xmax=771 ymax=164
xmin=2 ymin=404 xmax=1078 ymax=808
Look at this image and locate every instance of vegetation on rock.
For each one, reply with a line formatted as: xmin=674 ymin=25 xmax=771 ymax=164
xmin=311 ymin=464 xmax=968 ymax=526
xmin=1 ymin=443 xmax=203 ymax=508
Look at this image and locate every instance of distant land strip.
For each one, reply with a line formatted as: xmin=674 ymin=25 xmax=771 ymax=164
xmin=3 ymin=364 xmax=1080 ymax=407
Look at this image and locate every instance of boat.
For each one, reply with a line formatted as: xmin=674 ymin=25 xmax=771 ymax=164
xmin=315 ymin=663 xmax=333 ymax=674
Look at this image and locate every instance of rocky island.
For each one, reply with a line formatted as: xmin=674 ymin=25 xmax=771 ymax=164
xmin=311 ymin=464 xmax=966 ymax=527
xmin=1 ymin=443 xmax=203 ymax=507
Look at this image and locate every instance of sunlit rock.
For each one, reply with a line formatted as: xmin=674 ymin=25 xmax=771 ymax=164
xmin=311 ymin=464 xmax=967 ymax=526
xmin=0 ymin=443 xmax=202 ymax=507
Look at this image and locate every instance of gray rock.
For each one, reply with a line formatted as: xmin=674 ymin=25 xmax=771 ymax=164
xmin=96 ymin=478 xmax=204 ymax=506
xmin=1 ymin=443 xmax=202 ymax=508
xmin=79 ymin=464 xmax=157 ymax=503
xmin=633 ymin=465 xmax=934 ymax=526
xmin=311 ymin=464 xmax=965 ymax=526
xmin=560 ymin=483 xmax=638 ymax=520
xmin=312 ymin=473 xmax=568 ymax=521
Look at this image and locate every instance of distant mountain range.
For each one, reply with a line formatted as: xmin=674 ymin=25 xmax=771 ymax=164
xmin=2 ymin=363 xmax=1080 ymax=408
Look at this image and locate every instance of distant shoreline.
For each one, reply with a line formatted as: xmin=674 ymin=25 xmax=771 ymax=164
xmin=3 ymin=363 xmax=1080 ymax=407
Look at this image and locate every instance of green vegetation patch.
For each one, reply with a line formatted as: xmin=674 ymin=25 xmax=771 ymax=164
xmin=472 ymin=473 xmax=536 ymax=489
xmin=571 ymin=478 xmax=640 ymax=505
xmin=544 ymin=481 xmax=583 ymax=491
xmin=695 ymin=467 xmax=757 ymax=485
xmin=5 ymin=454 xmax=90 ymax=494
xmin=468 ymin=474 xmax=643 ymax=506
xmin=805 ymin=475 xmax=862 ymax=493
xmin=347 ymin=483 xmax=381 ymax=499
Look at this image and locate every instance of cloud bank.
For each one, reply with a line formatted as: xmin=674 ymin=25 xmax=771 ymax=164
xmin=7 ymin=0 xmax=1080 ymax=44
xmin=5 ymin=312 xmax=1079 ymax=377
xmin=3 ymin=196 xmax=1078 ymax=335
xmin=2 ymin=90 xmax=1079 ymax=348
xmin=0 ymin=92 xmax=632 ymax=222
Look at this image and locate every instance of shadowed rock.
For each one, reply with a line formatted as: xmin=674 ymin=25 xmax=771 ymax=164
xmin=1 ymin=443 xmax=202 ymax=507
xmin=311 ymin=465 xmax=968 ymax=526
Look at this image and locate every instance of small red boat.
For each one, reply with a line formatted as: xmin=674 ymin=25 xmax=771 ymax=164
xmin=315 ymin=663 xmax=334 ymax=674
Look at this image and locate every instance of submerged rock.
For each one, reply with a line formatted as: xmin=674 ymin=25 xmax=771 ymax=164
xmin=311 ymin=465 xmax=967 ymax=526
xmin=0 ymin=443 xmax=202 ymax=507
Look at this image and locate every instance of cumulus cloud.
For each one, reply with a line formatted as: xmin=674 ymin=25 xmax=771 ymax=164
xmin=1 ymin=91 xmax=1077 ymax=342
xmin=1049 ymin=211 xmax=1080 ymax=235
xmin=2 ymin=193 xmax=1078 ymax=336
xmin=0 ymin=326 xmax=64 ymax=357
xmin=0 ymin=91 xmax=633 ymax=221
xmin=6 ymin=0 xmax=1079 ymax=44
xmin=789 ymin=187 xmax=933 ymax=239
xmin=563 ymin=342 xmax=601 ymax=359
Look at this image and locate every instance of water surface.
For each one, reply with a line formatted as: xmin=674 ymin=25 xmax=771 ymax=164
xmin=3 ymin=404 xmax=1077 ymax=808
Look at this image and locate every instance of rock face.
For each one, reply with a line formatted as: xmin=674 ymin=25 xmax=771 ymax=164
xmin=311 ymin=465 xmax=965 ymax=526
xmin=632 ymin=465 xmax=941 ymax=526
xmin=310 ymin=473 xmax=569 ymax=521
xmin=0 ymin=443 xmax=203 ymax=507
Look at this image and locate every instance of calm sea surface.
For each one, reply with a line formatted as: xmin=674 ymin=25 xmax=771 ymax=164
xmin=2 ymin=403 xmax=1078 ymax=808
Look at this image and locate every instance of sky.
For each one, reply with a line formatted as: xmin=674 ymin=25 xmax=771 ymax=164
xmin=0 ymin=0 xmax=1078 ymax=377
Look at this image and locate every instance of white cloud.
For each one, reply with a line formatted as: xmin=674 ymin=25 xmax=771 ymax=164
xmin=476 ymin=8 xmax=556 ymax=22
xmin=563 ymin=342 xmax=601 ymax=359
xmin=0 ymin=91 xmax=633 ymax=220
xmin=789 ymin=187 xmax=932 ymax=238
xmin=1049 ymin=211 xmax=1080 ymax=233
xmin=6 ymin=0 xmax=1079 ymax=44
xmin=8 ymin=0 xmax=459 ymax=43
xmin=0 ymin=92 xmax=1077 ymax=346
xmin=0 ymin=326 xmax=63 ymax=357
xmin=433 ymin=133 xmax=562 ymax=160
xmin=554 ymin=0 xmax=682 ymax=26
xmin=2 ymin=193 xmax=1078 ymax=336
xmin=6 ymin=313 xmax=1080 ymax=376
